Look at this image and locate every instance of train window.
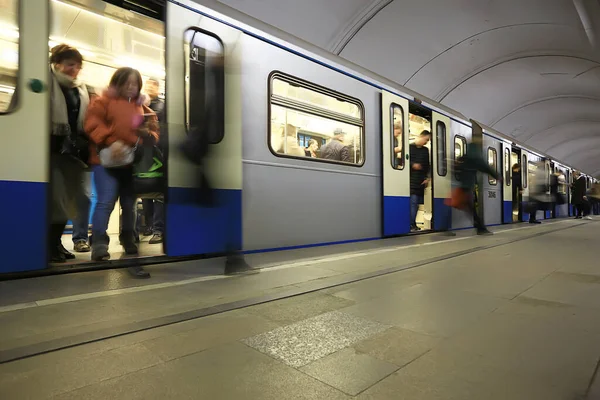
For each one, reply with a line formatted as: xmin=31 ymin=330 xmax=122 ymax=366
xmin=504 ymin=148 xmax=511 ymax=186
xmin=0 ymin=0 xmax=18 ymax=113
xmin=184 ymin=29 xmax=224 ymax=144
xmin=488 ymin=147 xmax=498 ymax=185
xmin=522 ymin=154 xmax=528 ymax=188
xmin=269 ymin=72 xmax=364 ymax=165
xmin=454 ymin=135 xmax=466 ymax=180
xmin=436 ymin=121 xmax=447 ymax=176
xmin=391 ymin=104 xmax=404 ymax=169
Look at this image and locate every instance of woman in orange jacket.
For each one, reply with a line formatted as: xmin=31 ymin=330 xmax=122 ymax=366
xmin=84 ymin=67 xmax=159 ymax=268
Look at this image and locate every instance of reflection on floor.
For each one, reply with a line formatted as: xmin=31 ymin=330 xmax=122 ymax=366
xmin=57 ymin=233 xmax=164 ymax=265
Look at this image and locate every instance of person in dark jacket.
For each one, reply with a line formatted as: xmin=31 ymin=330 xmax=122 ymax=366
xmin=571 ymin=172 xmax=589 ymax=219
xmin=409 ymin=130 xmax=431 ymax=231
xmin=140 ymin=77 xmax=165 ymax=244
xmin=455 ymin=140 xmax=500 ymax=235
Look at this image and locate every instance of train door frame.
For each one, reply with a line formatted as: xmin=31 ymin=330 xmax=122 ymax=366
xmin=502 ymin=142 xmax=512 ymax=224
xmin=511 ymin=147 xmax=522 ymax=222
xmin=381 ymin=90 xmax=410 ymax=236
xmin=431 ymin=112 xmax=451 ymax=231
xmin=0 ymin=1 xmax=51 ymax=273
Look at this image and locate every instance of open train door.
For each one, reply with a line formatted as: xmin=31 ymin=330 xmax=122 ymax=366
xmin=431 ymin=112 xmax=452 ymax=230
xmin=381 ymin=90 xmax=410 ymax=236
xmin=502 ymin=142 xmax=512 ymax=223
xmin=165 ymin=2 xmax=243 ymax=257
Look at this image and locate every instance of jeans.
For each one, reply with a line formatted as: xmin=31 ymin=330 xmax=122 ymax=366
xmin=72 ymin=171 xmax=92 ymax=242
xmin=141 ymin=198 xmax=164 ymax=234
xmin=91 ymin=165 xmax=136 ymax=244
xmin=410 ymin=194 xmax=424 ymax=227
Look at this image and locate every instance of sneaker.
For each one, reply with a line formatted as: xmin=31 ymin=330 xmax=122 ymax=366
xmin=477 ymin=229 xmax=493 ymax=236
xmin=128 ymin=265 xmax=150 ymax=278
xmin=142 ymin=227 xmax=153 ymax=237
xmin=59 ymin=244 xmax=76 ymax=259
xmin=148 ymin=233 xmax=163 ymax=244
xmin=73 ymin=240 xmax=91 ymax=253
xmin=584 ymin=216 xmax=593 ymax=220
xmin=529 ymin=220 xmax=541 ymax=224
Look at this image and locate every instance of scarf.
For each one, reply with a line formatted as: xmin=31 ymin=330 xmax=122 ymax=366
xmin=50 ymin=65 xmax=90 ymax=136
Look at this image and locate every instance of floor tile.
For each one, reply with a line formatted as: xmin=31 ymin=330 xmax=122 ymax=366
xmin=242 ymin=310 xmax=390 ymax=368
xmin=300 ymin=347 xmax=398 ymax=395
xmin=343 ymin=283 xmax=506 ymax=337
xmin=353 ymin=326 xmax=440 ymax=367
xmin=244 ymin=292 xmax=355 ymax=325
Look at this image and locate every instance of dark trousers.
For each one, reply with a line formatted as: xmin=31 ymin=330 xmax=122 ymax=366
xmin=410 ymin=194 xmax=424 ymax=227
xmin=141 ymin=198 xmax=164 ymax=234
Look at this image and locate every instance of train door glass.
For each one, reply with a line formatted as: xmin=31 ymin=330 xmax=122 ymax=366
xmin=50 ymin=0 xmax=166 ymax=265
xmin=408 ymin=104 xmax=432 ymax=232
xmin=0 ymin=0 xmax=18 ymax=112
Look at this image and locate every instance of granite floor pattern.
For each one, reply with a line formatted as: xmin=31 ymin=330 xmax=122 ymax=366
xmin=1 ymin=221 xmax=600 ymax=399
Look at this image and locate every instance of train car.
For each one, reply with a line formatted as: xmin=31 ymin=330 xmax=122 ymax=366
xmin=0 ymin=0 xmax=591 ymax=276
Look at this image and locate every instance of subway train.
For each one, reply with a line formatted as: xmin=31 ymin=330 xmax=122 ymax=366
xmin=0 ymin=0 xmax=596 ymax=275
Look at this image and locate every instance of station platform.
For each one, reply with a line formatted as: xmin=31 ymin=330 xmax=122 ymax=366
xmin=1 ymin=218 xmax=600 ymax=399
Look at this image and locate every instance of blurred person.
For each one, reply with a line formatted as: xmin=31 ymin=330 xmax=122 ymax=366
xmin=571 ymin=172 xmax=588 ymax=219
xmin=392 ymin=120 xmax=403 ymax=169
xmin=451 ymin=137 xmax=500 ymax=235
xmin=49 ymin=44 xmax=95 ymax=262
xmin=527 ymin=164 xmax=546 ymax=224
xmin=409 ymin=130 xmax=431 ymax=232
xmin=179 ymin=89 xmax=256 ymax=275
xmin=85 ymin=67 xmax=159 ymax=278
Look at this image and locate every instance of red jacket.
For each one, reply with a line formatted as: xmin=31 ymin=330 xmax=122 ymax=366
xmin=84 ymin=89 xmax=159 ymax=165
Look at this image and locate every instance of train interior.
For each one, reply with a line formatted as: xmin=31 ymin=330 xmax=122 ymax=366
xmin=269 ymin=77 xmax=363 ymax=164
xmin=25 ymin=0 xmax=165 ymax=265
xmin=408 ymin=103 xmax=433 ymax=232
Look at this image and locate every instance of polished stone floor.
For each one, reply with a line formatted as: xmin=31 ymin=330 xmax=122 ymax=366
xmin=1 ymin=219 xmax=600 ymax=399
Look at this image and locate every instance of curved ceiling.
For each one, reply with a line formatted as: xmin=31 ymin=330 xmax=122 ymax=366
xmin=216 ymin=0 xmax=600 ymax=175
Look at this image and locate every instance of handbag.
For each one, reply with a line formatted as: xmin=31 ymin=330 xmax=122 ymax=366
xmin=445 ymin=187 xmax=470 ymax=210
xmin=60 ymin=132 xmax=90 ymax=168
xmin=133 ymin=141 xmax=165 ymax=199
xmin=98 ymin=138 xmax=139 ymax=168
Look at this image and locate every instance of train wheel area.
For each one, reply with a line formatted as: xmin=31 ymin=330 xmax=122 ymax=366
xmin=0 ymin=218 xmax=593 ymax=367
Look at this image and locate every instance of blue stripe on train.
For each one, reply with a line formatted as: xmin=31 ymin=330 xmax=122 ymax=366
xmin=383 ymin=195 xmax=410 ymax=236
xmin=166 ymin=187 xmax=242 ymax=257
xmin=433 ymin=198 xmax=451 ymax=231
xmin=503 ymin=201 xmax=512 ymax=224
xmin=0 ymin=180 xmax=47 ymax=273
